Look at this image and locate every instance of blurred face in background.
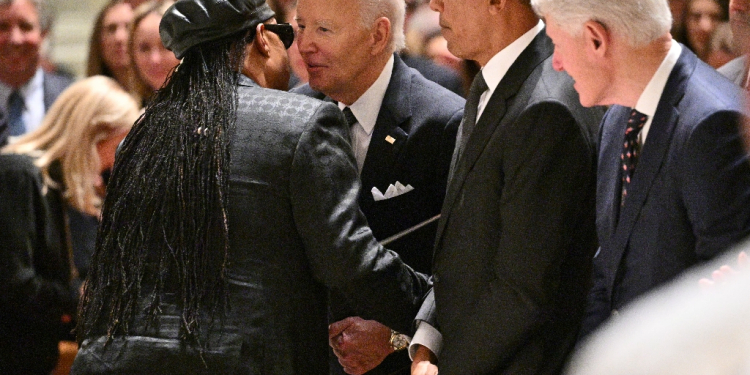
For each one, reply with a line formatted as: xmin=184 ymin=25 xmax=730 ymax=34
xmin=0 ymin=0 xmax=44 ymax=87
xmin=101 ymin=3 xmax=133 ymax=75
xmin=730 ymin=0 xmax=750 ymax=54
xmin=132 ymin=12 xmax=179 ymax=91
xmin=686 ymin=0 xmax=723 ymax=58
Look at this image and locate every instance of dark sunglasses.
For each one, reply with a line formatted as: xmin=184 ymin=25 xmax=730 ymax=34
xmin=265 ymin=23 xmax=295 ymax=49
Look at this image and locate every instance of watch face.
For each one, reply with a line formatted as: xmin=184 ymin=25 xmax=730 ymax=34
xmin=391 ymin=334 xmax=409 ymax=351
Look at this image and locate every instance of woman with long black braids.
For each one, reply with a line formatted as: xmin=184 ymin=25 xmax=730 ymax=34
xmin=71 ymin=0 xmax=429 ymax=373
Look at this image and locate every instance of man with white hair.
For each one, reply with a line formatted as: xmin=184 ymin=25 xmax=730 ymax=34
xmin=531 ymin=0 xmax=750 ymax=338
xmin=293 ymin=0 xmax=463 ymax=374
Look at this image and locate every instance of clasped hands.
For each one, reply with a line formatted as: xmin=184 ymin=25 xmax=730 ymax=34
xmin=328 ymin=317 xmax=439 ymax=375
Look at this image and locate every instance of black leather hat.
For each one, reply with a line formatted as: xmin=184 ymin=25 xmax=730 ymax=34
xmin=160 ymin=0 xmax=275 ymax=59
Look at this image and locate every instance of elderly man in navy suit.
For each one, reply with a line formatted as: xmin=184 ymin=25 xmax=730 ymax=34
xmin=293 ymin=0 xmax=463 ymax=374
xmin=532 ymin=0 xmax=750 ymax=338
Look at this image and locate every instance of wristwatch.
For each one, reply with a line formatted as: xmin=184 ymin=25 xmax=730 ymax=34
xmin=389 ymin=329 xmax=410 ymax=351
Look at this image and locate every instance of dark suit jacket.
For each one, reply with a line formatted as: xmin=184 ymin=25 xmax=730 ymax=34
xmin=72 ymin=76 xmax=430 ymax=375
xmin=0 ymin=110 xmax=7 ymax=146
xmin=0 ymin=71 xmax=72 ymax=142
xmin=581 ymin=47 xmax=750 ymax=337
xmin=417 ymin=31 xmax=603 ymax=374
xmin=400 ymin=54 xmax=465 ymax=97
xmin=718 ymin=55 xmax=748 ymax=87
xmin=296 ymin=54 xmax=463 ymax=375
xmin=0 ymin=154 xmax=77 ymax=375
xmin=42 ymin=71 xmax=73 ymax=111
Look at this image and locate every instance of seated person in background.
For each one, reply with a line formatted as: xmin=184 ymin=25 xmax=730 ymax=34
xmin=0 ymin=75 xmax=139 ymax=375
xmin=129 ymin=0 xmax=178 ymax=105
xmin=87 ymin=0 xmax=135 ymax=89
xmin=0 ymin=0 xmax=73 ymax=137
xmin=683 ymin=0 xmax=727 ymax=62
xmin=718 ymin=0 xmax=750 ymax=89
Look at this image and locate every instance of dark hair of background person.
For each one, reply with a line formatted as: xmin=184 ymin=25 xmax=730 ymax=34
xmin=77 ymin=27 xmax=254 ymax=347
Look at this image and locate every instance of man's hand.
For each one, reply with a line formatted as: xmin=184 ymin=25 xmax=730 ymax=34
xmin=699 ymin=251 xmax=749 ymax=289
xmin=411 ymin=344 xmax=438 ymax=375
xmin=328 ymin=316 xmax=393 ymax=375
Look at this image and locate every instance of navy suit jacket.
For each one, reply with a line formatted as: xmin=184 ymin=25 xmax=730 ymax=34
xmin=295 ymin=54 xmax=463 ymax=276
xmin=582 ymin=46 xmax=750 ymax=337
xmin=295 ymin=54 xmax=462 ymax=375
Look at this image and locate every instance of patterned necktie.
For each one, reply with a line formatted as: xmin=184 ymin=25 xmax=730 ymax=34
xmin=621 ymin=109 xmax=648 ymax=205
xmin=8 ymin=90 xmax=25 ymax=136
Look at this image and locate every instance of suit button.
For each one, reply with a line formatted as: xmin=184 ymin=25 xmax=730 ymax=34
xmin=433 ymin=273 xmax=440 ymax=283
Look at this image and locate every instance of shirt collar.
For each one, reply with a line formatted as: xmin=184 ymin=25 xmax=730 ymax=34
xmin=481 ymin=19 xmax=545 ymax=95
xmin=338 ymin=55 xmax=395 ymax=136
xmin=634 ymin=41 xmax=682 ymax=141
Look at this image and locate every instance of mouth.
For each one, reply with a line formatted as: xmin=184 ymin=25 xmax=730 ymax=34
xmin=304 ymin=62 xmax=327 ymax=73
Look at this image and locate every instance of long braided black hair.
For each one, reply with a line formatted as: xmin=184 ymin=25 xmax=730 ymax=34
xmin=77 ymin=28 xmax=253 ymax=345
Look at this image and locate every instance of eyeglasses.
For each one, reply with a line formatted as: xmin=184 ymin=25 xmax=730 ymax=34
xmin=265 ymin=23 xmax=295 ymax=49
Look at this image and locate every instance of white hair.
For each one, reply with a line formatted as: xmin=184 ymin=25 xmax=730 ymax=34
xmin=531 ymin=0 xmax=672 ymax=46
xmin=359 ymin=0 xmax=406 ymax=52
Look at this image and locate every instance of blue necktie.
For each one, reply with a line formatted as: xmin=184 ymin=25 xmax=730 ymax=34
xmin=8 ymin=90 xmax=25 ymax=136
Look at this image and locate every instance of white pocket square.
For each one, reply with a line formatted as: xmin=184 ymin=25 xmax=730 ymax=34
xmin=371 ymin=182 xmax=414 ymax=201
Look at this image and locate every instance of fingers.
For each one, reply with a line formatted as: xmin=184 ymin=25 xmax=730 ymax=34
xmin=739 ymin=251 xmax=748 ymax=268
xmin=411 ymin=360 xmax=439 ymax=375
xmin=329 ymin=316 xmax=357 ymax=339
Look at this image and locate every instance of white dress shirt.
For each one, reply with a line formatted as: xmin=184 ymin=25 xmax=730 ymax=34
xmin=339 ymin=55 xmax=395 ymax=173
xmin=408 ymin=20 xmax=545 ymax=360
xmin=634 ymin=42 xmax=682 ymax=146
xmin=0 ymin=68 xmax=46 ymax=134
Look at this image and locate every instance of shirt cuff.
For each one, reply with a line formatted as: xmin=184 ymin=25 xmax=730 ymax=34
xmin=408 ymin=320 xmax=443 ymax=360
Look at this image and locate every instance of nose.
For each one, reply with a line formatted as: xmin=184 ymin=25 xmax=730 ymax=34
xmin=296 ymin=29 xmax=314 ymax=56
xmin=8 ymin=25 xmax=24 ymax=44
xmin=552 ymin=51 xmax=564 ymax=72
xmin=115 ymin=26 xmax=128 ymax=43
xmin=149 ymin=50 xmax=162 ymax=64
xmin=429 ymin=0 xmax=443 ymax=13
xmin=698 ymin=15 xmax=715 ymax=32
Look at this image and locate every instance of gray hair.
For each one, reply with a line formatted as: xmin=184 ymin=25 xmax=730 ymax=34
xmin=0 ymin=0 xmax=53 ymax=32
xmin=359 ymin=0 xmax=406 ymax=52
xmin=531 ymin=0 xmax=672 ymax=47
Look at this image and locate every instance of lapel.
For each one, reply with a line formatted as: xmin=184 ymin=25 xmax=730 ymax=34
xmin=598 ymin=106 xmax=630 ymax=244
xmin=607 ymin=47 xmax=694 ymax=270
xmin=357 ymin=55 xmax=411 ymax=210
xmin=434 ymin=31 xmax=554 ymax=247
xmin=295 ymin=56 xmax=411 ymax=209
xmin=42 ymin=72 xmax=53 ymax=111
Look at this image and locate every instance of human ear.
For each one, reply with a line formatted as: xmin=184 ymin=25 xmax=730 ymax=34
xmin=370 ymin=17 xmax=391 ymax=55
xmin=583 ymin=20 xmax=608 ymax=56
xmin=255 ymin=23 xmax=272 ymax=57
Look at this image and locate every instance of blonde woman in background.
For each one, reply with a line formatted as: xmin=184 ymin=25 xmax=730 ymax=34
xmin=129 ymin=0 xmax=179 ymax=105
xmin=86 ymin=0 xmax=135 ymax=89
xmin=0 ymin=76 xmax=139 ymax=374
